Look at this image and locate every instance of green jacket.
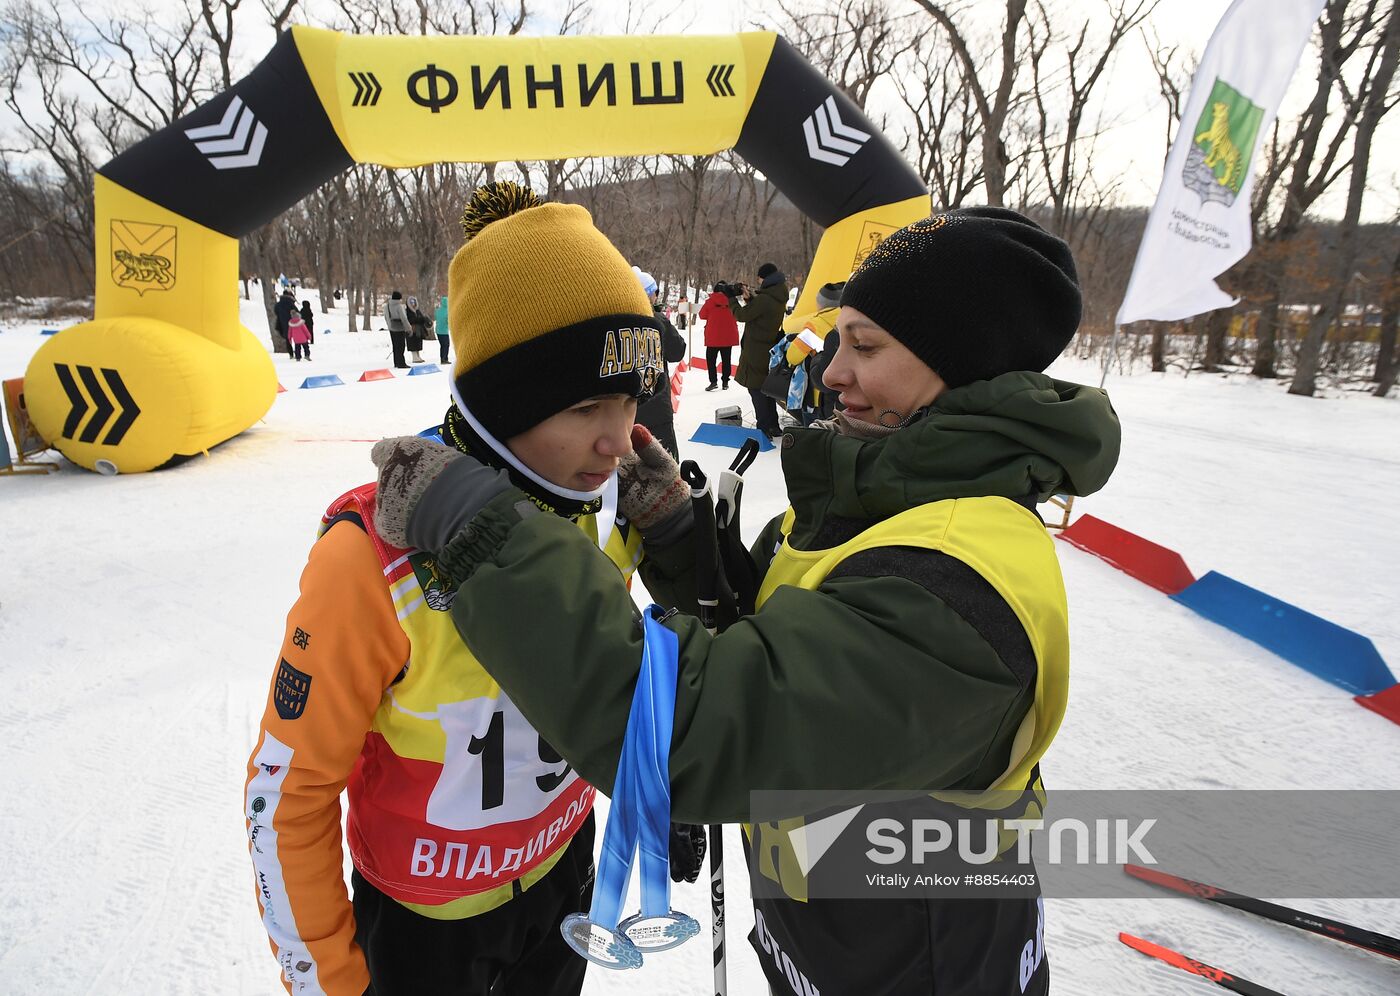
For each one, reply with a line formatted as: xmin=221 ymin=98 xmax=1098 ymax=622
xmin=435 ymin=372 xmax=1120 ymax=824
xmin=731 ymin=280 xmax=789 ymax=390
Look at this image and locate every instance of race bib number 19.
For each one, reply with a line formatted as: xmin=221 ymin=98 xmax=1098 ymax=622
xmin=427 ymin=694 xmax=577 ymax=831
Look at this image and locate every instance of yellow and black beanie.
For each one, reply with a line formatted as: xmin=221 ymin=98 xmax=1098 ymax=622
xmin=839 ymin=206 xmax=1080 ymax=388
xmin=449 ymin=182 xmax=665 ymax=440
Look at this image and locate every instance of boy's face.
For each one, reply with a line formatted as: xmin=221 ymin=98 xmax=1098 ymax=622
xmin=823 ymin=307 xmax=947 ymax=425
xmin=506 ymin=394 xmax=637 ymax=492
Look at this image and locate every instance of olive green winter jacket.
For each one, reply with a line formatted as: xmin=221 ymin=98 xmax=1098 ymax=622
xmin=434 ymin=372 xmax=1120 ymax=824
xmin=731 ymin=279 xmax=789 ymax=390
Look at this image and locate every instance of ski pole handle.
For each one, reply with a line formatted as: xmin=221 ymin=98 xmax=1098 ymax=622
xmin=680 ymin=460 xmax=720 ymax=635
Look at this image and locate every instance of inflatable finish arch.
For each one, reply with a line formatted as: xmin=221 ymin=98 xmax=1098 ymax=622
xmin=26 ymin=28 xmax=928 ymax=473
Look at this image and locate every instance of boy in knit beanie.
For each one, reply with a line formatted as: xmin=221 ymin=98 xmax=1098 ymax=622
xmin=245 ymin=182 xmax=693 ymax=996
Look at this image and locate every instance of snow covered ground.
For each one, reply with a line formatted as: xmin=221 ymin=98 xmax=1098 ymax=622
xmin=2 ymin=296 xmax=1398 ymax=995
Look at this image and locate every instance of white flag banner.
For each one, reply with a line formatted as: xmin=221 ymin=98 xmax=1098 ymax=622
xmin=1116 ymin=0 xmax=1327 ymax=326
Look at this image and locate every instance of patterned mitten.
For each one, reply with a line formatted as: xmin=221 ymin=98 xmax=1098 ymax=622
xmin=617 ymin=425 xmax=692 ymax=541
xmin=371 ymin=436 xmax=510 ymax=550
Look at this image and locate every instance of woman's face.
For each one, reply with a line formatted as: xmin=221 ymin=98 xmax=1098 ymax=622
xmin=506 ymin=394 xmax=638 ymax=491
xmin=822 ymin=307 xmax=947 ymax=425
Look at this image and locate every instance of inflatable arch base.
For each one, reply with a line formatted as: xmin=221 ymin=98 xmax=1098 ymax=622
xmin=25 ymin=317 xmax=276 ymax=473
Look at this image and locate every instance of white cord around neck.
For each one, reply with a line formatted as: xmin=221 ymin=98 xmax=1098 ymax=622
xmin=446 ymin=373 xmax=618 ymax=551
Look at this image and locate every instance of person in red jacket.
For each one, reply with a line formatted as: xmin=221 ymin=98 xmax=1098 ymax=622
xmin=698 ymin=282 xmax=740 ymax=391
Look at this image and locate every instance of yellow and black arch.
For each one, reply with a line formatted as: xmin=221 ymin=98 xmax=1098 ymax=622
xmin=26 ymin=28 xmax=928 ymax=473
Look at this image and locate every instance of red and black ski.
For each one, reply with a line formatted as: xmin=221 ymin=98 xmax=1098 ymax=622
xmin=1125 ymin=864 xmax=1400 ymax=962
xmin=1119 ymin=932 xmax=1287 ymax=996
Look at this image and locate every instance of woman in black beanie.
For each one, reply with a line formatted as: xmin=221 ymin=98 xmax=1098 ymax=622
xmin=371 ymin=206 xmax=1123 ymax=995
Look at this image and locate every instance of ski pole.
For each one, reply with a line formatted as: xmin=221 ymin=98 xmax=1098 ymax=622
xmin=708 ymin=821 xmax=726 ymax=996
xmin=679 ymin=459 xmax=726 ymax=996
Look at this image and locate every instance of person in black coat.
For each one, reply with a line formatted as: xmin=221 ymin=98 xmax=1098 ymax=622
xmin=631 ymin=268 xmax=686 ymax=459
xmin=731 ymin=262 xmax=790 ymax=438
xmin=273 ymin=289 xmax=297 ymax=353
xmin=405 ymin=296 xmax=431 ymax=364
xmin=300 ymin=301 xmax=315 ymax=345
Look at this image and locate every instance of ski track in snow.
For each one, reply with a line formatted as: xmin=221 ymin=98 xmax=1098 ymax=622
xmin=2 ymin=299 xmax=1398 ymax=995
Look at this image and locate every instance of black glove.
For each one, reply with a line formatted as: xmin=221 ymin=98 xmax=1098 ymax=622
xmin=669 ymin=821 xmax=708 ymax=884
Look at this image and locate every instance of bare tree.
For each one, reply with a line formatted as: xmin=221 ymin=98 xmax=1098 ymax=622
xmin=1375 ymin=226 xmax=1399 ymax=396
xmin=1027 ymin=0 xmax=1159 ymax=238
xmin=913 ymin=0 xmax=1031 ymax=206
xmin=1245 ymin=0 xmax=1380 ymax=378
xmin=384 ymin=161 xmax=483 ymax=312
xmin=1145 ymin=29 xmax=1188 ymax=162
xmin=333 ymin=0 xmax=531 ymax=35
xmin=0 ymin=0 xmax=229 ymax=295
xmin=668 ymin=153 xmax=715 ymax=295
xmin=1141 ymin=29 xmax=1194 ymax=370
xmin=1291 ymin=1 xmax=1400 ymax=395
xmin=893 ymin=29 xmax=982 ymax=206
xmin=776 ymin=0 xmax=916 ymax=111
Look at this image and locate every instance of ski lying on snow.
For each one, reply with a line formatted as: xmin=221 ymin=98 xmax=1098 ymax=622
xmin=1125 ymin=864 xmax=1400 ymax=961
xmin=1118 ymin=933 xmax=1288 ymax=996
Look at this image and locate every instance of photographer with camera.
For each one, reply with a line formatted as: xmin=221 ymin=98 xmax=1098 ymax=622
xmin=731 ymin=263 xmax=789 ymax=439
xmin=698 ymin=281 xmax=740 ymax=391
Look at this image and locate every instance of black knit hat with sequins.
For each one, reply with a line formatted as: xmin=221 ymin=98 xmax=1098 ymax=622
xmin=839 ymin=206 xmax=1081 ymax=388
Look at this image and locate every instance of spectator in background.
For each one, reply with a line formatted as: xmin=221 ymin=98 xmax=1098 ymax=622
xmin=698 ymin=282 xmax=739 ymax=392
xmin=274 ymin=288 xmax=297 ymax=354
xmin=406 ymin=296 xmax=431 ymax=364
xmin=384 ymin=291 xmax=410 ymax=368
xmin=731 ymin=262 xmax=789 ymax=438
xmin=631 ymin=267 xmax=686 ymax=459
xmin=300 ymin=300 xmax=316 ymax=346
xmin=790 ymin=280 xmax=845 ymax=424
xmin=435 ymin=294 xmax=451 ymax=365
xmin=286 ymin=310 xmax=312 ymax=361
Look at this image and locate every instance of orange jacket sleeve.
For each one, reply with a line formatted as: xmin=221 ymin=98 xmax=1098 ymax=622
xmin=245 ymin=521 xmax=408 ymax=996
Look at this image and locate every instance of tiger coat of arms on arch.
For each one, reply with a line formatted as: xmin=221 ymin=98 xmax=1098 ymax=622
xmin=110 ymin=220 xmax=177 ymax=295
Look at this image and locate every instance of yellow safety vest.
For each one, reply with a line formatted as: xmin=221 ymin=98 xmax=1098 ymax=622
xmin=751 ymin=496 xmax=1069 ymax=900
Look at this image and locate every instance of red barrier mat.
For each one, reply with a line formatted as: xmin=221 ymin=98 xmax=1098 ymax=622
xmin=1058 ymin=514 xmax=1196 ymax=595
xmin=1356 ymin=683 xmax=1400 ymax=728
